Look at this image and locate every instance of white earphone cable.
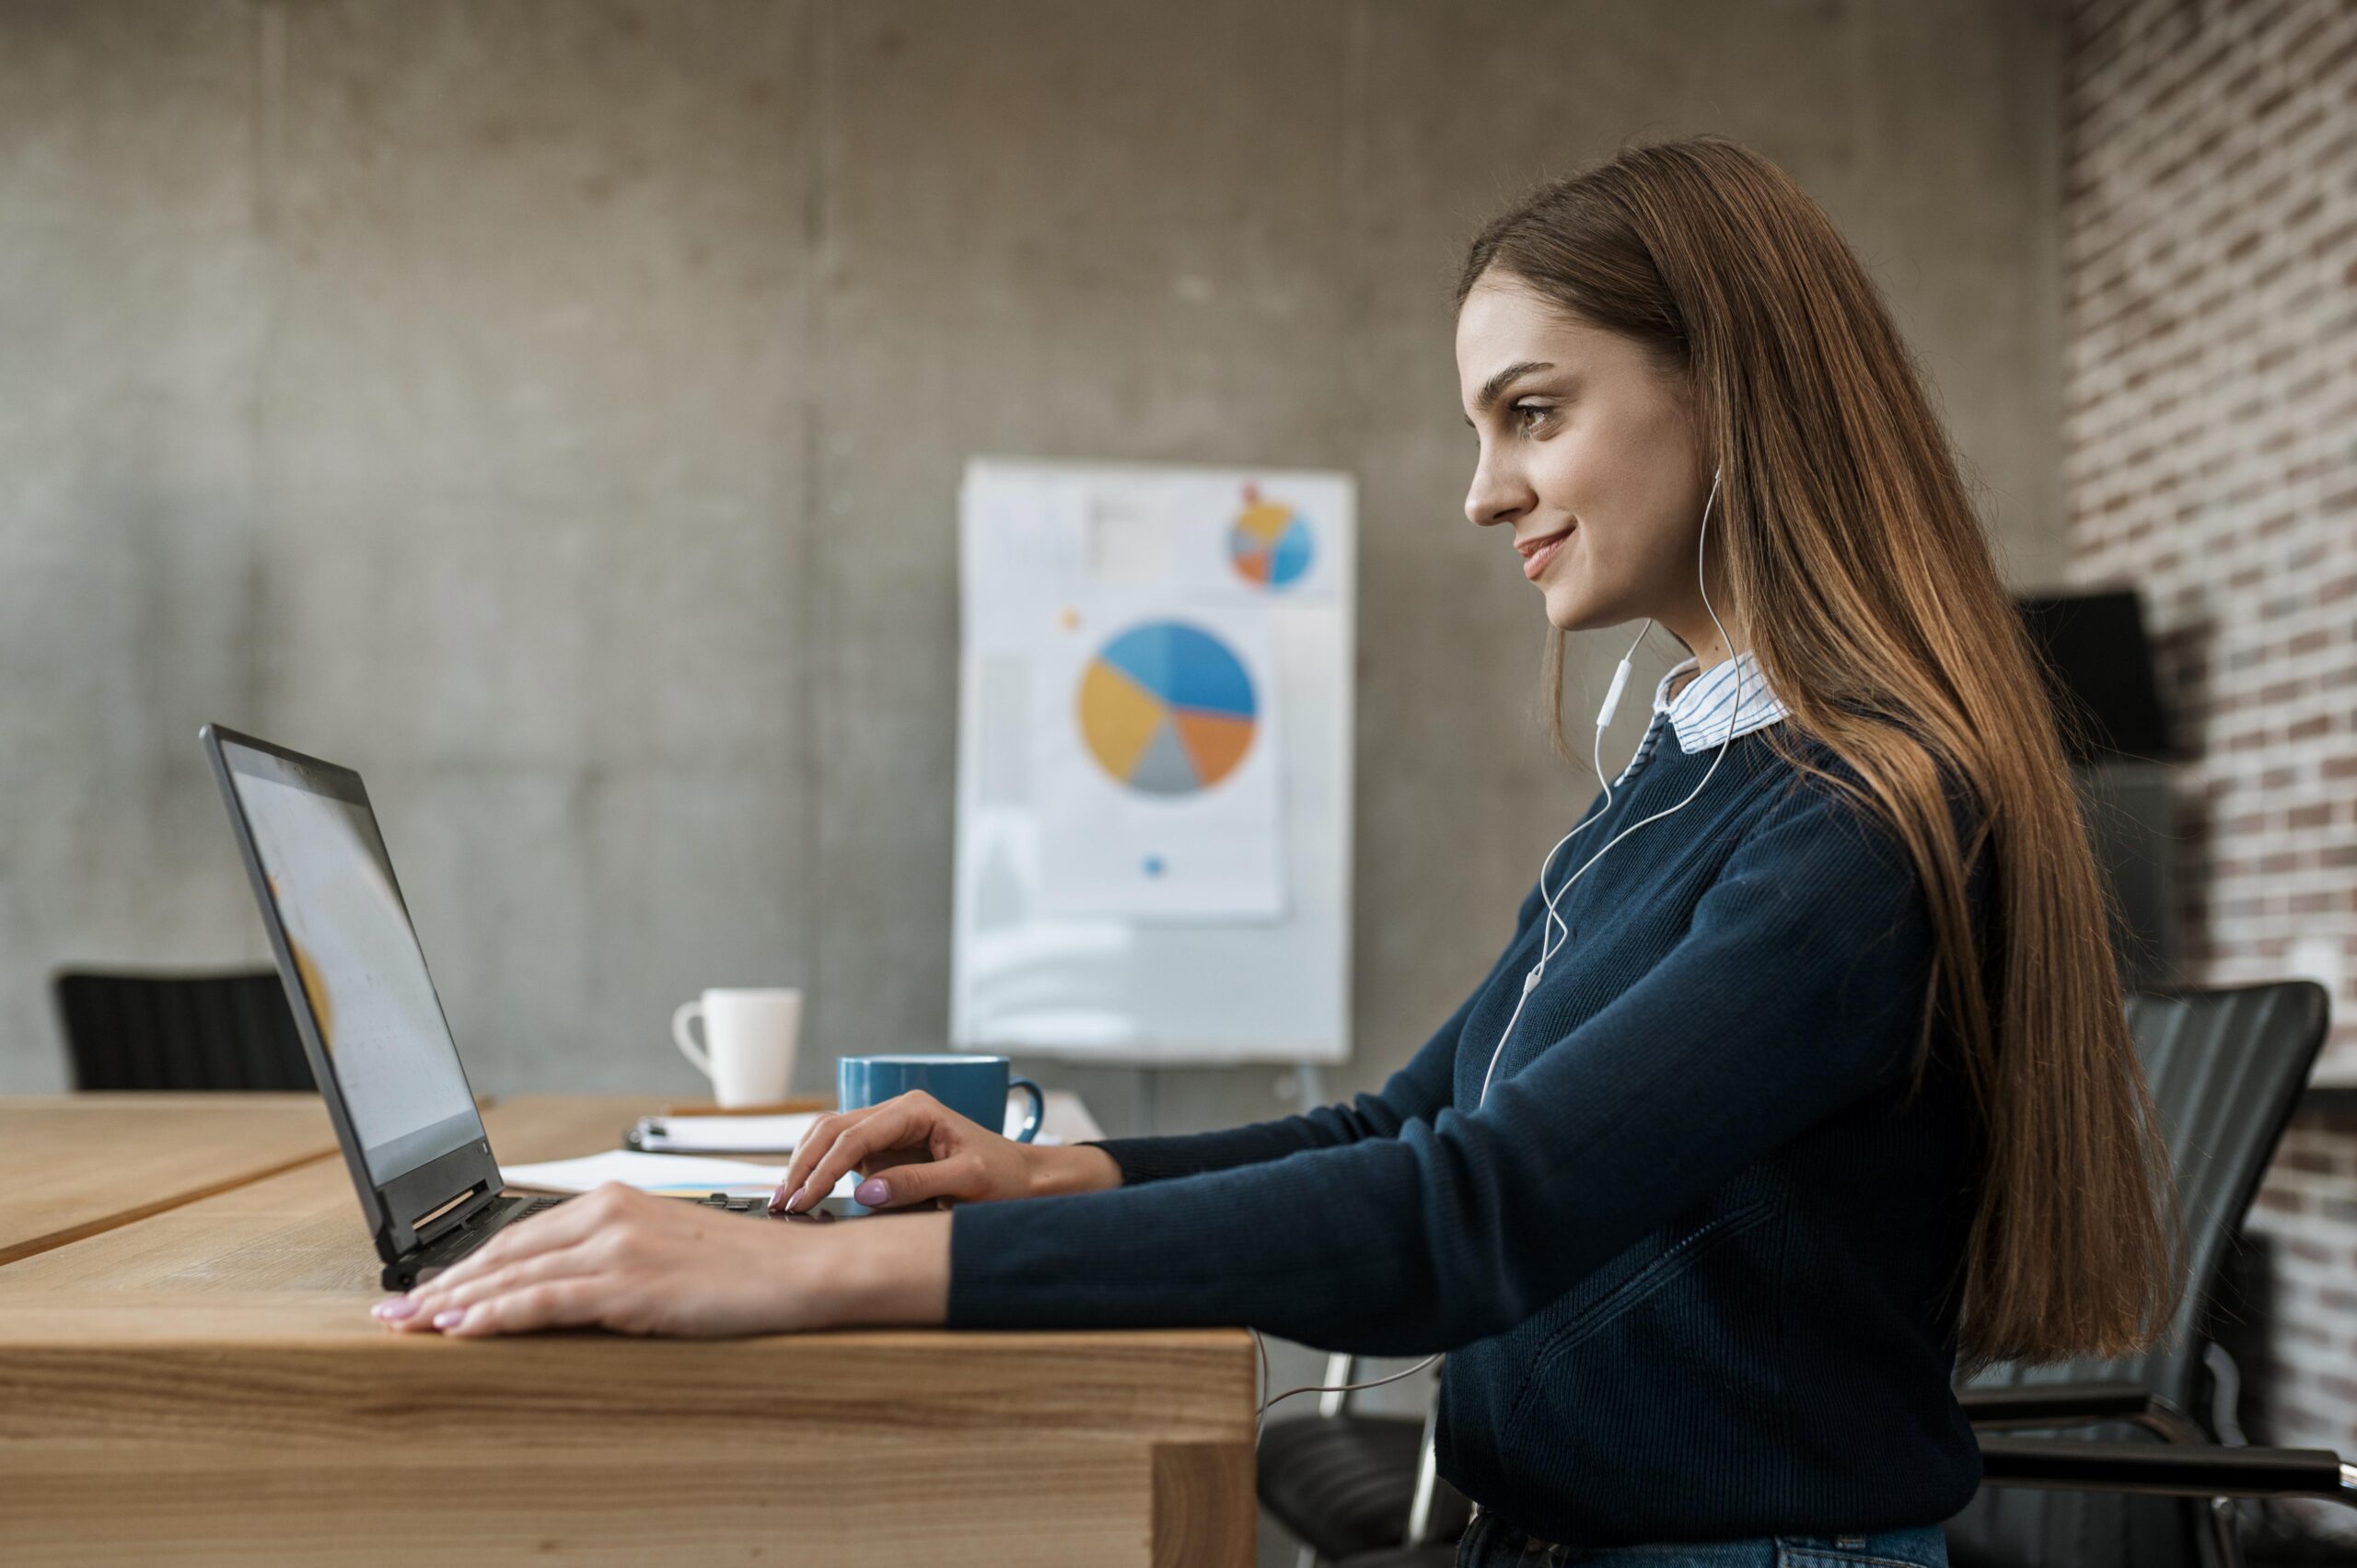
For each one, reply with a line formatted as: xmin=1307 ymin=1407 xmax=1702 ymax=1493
xmin=1255 ymin=464 xmax=1747 ymax=1432
xmin=1479 ymin=467 xmax=1741 ymax=1104
xmin=1255 ymin=1351 xmax=1442 ymax=1444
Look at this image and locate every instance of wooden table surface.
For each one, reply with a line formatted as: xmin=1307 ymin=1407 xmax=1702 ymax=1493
xmin=0 ymin=1093 xmax=340 ymax=1266
xmin=0 ymin=1094 xmax=1255 ymax=1566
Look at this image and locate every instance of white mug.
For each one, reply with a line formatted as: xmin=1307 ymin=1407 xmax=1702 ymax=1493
xmin=671 ymin=988 xmax=803 ymax=1108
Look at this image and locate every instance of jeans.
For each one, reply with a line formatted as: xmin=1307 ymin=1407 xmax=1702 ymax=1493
xmin=1454 ymin=1509 xmax=1950 ymax=1568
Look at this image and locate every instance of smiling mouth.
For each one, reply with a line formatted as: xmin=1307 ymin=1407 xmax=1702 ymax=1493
xmin=1517 ymin=526 xmax=1573 ymax=580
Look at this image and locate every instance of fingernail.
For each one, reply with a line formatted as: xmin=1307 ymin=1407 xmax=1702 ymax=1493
xmin=784 ymin=1182 xmax=808 ymax=1213
xmin=375 ymin=1297 xmax=419 ymax=1321
xmin=433 ymin=1308 xmax=466 ymax=1330
xmin=854 ymin=1177 xmax=890 ymax=1207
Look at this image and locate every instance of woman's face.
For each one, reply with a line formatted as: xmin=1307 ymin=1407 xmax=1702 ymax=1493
xmin=1456 ymin=271 xmax=1713 ymax=639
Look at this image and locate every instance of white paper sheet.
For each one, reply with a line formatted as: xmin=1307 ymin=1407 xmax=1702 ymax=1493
xmin=629 ymin=1094 xmax=1094 ymax=1154
xmin=498 ymin=1149 xmax=853 ymax=1199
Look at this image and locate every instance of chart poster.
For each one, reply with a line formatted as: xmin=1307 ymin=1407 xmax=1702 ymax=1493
xmin=1030 ymin=597 xmax=1284 ymax=918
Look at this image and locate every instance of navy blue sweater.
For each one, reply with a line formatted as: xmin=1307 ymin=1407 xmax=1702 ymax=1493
xmin=948 ymin=718 xmax=1990 ymax=1545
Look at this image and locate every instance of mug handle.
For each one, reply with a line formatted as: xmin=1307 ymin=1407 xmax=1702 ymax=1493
xmin=671 ymin=1000 xmax=714 ymax=1079
xmin=1007 ymin=1076 xmax=1046 ymax=1144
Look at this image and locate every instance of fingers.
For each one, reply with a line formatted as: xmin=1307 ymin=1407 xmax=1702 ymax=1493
xmin=386 ymin=1235 xmax=606 ymax=1333
xmin=782 ymin=1089 xmax=937 ymax=1207
xmin=776 ymin=1104 xmax=888 ymax=1207
xmin=409 ymin=1183 xmax=624 ymax=1297
xmin=441 ymin=1278 xmax=612 ymax=1338
xmin=778 ymin=1098 xmax=943 ymax=1213
xmin=850 ymin=1151 xmax=988 ymax=1209
xmin=366 ymin=1181 xmax=839 ymax=1340
xmin=373 ymin=1183 xmax=633 ymax=1333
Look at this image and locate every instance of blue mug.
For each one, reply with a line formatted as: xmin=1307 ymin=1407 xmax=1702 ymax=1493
xmin=836 ymin=1053 xmax=1045 ymax=1144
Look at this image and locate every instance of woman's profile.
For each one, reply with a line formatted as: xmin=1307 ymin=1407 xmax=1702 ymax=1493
xmin=381 ymin=135 xmax=2182 ymax=1568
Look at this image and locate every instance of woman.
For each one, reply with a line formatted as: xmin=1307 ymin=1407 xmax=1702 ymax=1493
xmin=379 ymin=137 xmax=2179 ymax=1567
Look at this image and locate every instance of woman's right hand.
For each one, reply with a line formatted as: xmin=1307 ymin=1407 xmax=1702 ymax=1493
xmin=771 ymin=1090 xmax=1120 ymax=1214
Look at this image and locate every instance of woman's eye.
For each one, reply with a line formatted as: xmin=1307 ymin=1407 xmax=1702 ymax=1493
xmin=1511 ymin=402 xmax=1554 ymax=435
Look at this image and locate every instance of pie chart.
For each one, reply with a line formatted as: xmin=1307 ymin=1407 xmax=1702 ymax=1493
xmin=1077 ymin=621 xmax=1258 ymax=795
xmin=1229 ymin=487 xmax=1315 ymax=589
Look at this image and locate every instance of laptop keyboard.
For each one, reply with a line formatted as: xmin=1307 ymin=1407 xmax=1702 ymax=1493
xmin=391 ymin=1191 xmax=825 ymax=1288
xmin=447 ymin=1190 xmax=801 ymax=1261
xmin=693 ymin=1191 xmax=825 ymax=1220
xmin=692 ymin=1191 xmax=848 ymax=1222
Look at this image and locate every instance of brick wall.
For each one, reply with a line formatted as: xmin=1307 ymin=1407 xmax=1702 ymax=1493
xmin=2061 ymin=0 xmax=2357 ymax=1538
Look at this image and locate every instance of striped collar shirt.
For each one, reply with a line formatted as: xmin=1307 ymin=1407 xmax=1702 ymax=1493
xmin=1611 ymin=650 xmax=1790 ymax=786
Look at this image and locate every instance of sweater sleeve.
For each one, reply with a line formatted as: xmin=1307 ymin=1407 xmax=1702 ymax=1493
xmin=947 ymin=772 xmax=1959 ymax=1353
xmin=1079 ymin=877 xmax=1550 ymax=1184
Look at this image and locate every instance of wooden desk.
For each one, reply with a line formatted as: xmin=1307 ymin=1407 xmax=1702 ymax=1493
xmin=0 ymin=1095 xmax=1255 ymax=1566
xmin=0 ymin=1093 xmax=339 ymax=1265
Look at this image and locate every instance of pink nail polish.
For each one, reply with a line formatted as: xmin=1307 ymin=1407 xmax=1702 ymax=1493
xmin=433 ymin=1308 xmax=466 ymax=1330
xmin=854 ymin=1177 xmax=890 ymax=1206
xmin=376 ymin=1297 xmax=419 ymax=1321
xmin=784 ymin=1183 xmax=808 ymax=1212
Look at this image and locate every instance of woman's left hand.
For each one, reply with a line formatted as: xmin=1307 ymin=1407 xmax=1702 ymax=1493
xmin=373 ymin=1182 xmax=948 ymax=1340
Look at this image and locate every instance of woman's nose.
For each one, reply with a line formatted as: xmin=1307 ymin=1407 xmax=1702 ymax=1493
xmin=1465 ymin=457 xmax=1531 ymax=530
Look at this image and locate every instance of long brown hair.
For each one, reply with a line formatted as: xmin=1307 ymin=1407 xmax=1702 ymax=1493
xmin=1457 ymin=136 xmax=2179 ymax=1374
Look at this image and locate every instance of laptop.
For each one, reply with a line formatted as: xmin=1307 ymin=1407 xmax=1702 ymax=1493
xmin=202 ymin=724 xmax=836 ymax=1291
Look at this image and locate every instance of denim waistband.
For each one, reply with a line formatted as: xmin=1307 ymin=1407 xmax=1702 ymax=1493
xmin=1454 ymin=1508 xmax=1951 ymax=1568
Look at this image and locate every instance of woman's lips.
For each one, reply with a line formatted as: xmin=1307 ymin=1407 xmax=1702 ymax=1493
xmin=1520 ymin=528 xmax=1572 ymax=581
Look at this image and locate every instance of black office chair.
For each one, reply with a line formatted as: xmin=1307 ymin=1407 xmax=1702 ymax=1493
xmin=1945 ymin=980 xmax=2345 ymax=1568
xmin=52 ymin=968 xmax=315 ymax=1092
xmin=1258 ymin=1356 xmax=1469 ymax=1566
xmin=1274 ymin=981 xmax=2349 ymax=1568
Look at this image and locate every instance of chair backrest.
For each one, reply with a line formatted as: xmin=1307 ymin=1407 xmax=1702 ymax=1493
xmin=1945 ymin=981 xmax=2331 ymax=1568
xmin=52 ymin=969 xmax=318 ymax=1092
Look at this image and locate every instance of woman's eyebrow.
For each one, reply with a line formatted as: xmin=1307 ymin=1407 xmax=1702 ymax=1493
xmin=1463 ymin=360 xmax=1557 ymax=425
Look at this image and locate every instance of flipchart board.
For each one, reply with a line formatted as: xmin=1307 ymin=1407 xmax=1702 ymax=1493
xmin=949 ymin=457 xmax=1354 ymax=1067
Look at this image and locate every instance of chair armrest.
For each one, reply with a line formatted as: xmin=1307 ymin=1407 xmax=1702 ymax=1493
xmin=1959 ymin=1381 xmax=2178 ymax=1433
xmin=1979 ymin=1435 xmax=2357 ymax=1509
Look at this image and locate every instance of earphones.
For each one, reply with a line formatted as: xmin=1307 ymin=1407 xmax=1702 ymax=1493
xmin=1255 ymin=463 xmax=1749 ymax=1435
xmin=1476 ymin=464 xmax=1746 ymax=1105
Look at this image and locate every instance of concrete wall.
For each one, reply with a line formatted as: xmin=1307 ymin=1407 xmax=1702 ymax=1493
xmin=0 ymin=0 xmax=2063 ymax=1123
xmin=0 ymin=0 xmax=2066 ymax=1114
xmin=0 ymin=2 xmax=2065 ymax=1550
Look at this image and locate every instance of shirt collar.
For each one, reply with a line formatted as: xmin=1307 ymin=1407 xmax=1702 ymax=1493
xmin=1652 ymin=650 xmax=1789 ymax=754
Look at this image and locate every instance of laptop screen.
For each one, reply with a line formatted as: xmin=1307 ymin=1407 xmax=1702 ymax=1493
xmin=220 ymin=740 xmax=485 ymax=1182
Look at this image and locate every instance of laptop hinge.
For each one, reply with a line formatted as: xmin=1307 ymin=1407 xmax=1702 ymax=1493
xmin=412 ymin=1181 xmax=492 ymax=1243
